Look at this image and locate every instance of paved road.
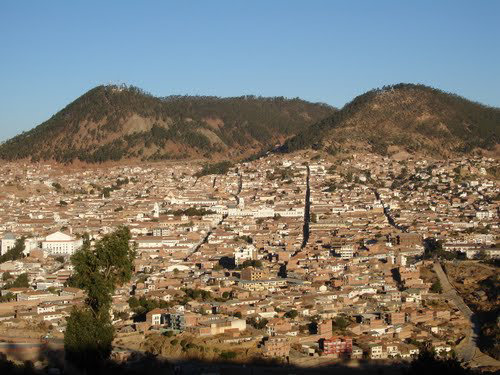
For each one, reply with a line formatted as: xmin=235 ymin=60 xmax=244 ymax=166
xmin=433 ymin=262 xmax=500 ymax=368
xmin=301 ymin=165 xmax=310 ymax=249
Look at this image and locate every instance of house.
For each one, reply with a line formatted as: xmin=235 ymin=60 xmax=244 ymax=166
xmin=145 ymin=308 xmax=169 ymax=326
xmin=263 ymin=336 xmax=290 ymax=358
xmin=321 ymin=336 xmax=353 ymax=357
xmin=369 ymin=344 xmax=388 ymax=359
xmin=266 ymin=318 xmax=291 ymax=336
xmin=186 ymin=317 xmax=246 ymax=336
xmin=351 ymin=345 xmax=363 ymax=359
xmin=241 ymin=267 xmax=266 ymax=281
xmin=234 ymin=245 xmax=257 ymax=265
xmin=1 ymin=233 xmax=17 ymax=256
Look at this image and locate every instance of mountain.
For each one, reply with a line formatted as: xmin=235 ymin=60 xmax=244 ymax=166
xmin=282 ymin=83 xmax=500 ymax=158
xmin=0 ymin=85 xmax=335 ymax=163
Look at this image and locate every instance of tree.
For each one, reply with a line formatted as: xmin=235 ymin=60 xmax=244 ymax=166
xmin=69 ymin=226 xmax=136 ymax=313
xmin=0 ymin=237 xmax=25 ymax=264
xmin=332 ymin=316 xmax=350 ymax=331
xmin=0 ymin=292 xmax=15 ymax=302
xmin=64 ymin=226 xmax=136 ymax=370
xmin=474 ymin=249 xmax=488 ymax=260
xmin=430 ymin=280 xmax=443 ymax=293
xmin=284 ymin=310 xmax=298 ymax=319
xmin=4 ymin=273 xmax=29 ymax=288
xmin=64 ymin=307 xmax=114 ymax=369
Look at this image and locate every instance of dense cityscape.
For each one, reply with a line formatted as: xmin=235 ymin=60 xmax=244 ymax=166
xmin=0 ymin=152 xmax=498 ymax=372
xmin=1 ymin=3 xmax=499 ymax=374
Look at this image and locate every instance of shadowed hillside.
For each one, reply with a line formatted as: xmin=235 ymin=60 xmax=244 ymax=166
xmin=0 ymin=85 xmax=335 ymax=163
xmin=282 ymin=83 xmax=500 ymax=158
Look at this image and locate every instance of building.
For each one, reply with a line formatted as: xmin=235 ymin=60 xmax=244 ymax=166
xmin=186 ymin=317 xmax=246 ymax=336
xmin=234 ymin=245 xmax=257 ymax=265
xmin=166 ymin=312 xmax=199 ymax=331
xmin=263 ymin=336 xmax=290 ymax=358
xmin=238 ymin=279 xmax=287 ymax=291
xmin=1 ymin=233 xmax=16 ymax=255
xmin=241 ymin=267 xmax=266 ymax=281
xmin=321 ymin=336 xmax=353 ymax=357
xmin=42 ymin=231 xmax=83 ymax=256
xmin=337 ymin=244 xmax=355 ymax=259
xmin=317 ymin=319 xmax=332 ymax=339
xmin=145 ymin=308 xmax=169 ymax=326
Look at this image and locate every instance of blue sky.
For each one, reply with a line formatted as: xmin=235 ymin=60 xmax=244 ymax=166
xmin=1 ymin=0 xmax=499 ymax=140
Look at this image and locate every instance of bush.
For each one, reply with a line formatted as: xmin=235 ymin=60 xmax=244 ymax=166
xmin=219 ymin=351 xmax=237 ymax=360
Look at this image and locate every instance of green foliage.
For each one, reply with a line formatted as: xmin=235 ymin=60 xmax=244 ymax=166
xmin=284 ymin=310 xmax=298 ymax=319
xmin=113 ymin=310 xmax=129 ymax=321
xmin=239 ymin=259 xmax=262 ymax=269
xmin=52 ymin=182 xmax=62 ymax=191
xmin=3 ymin=273 xmax=29 ymax=289
xmin=282 ymin=83 xmax=500 ymax=157
xmin=195 ymin=161 xmax=233 ymax=177
xmin=0 ymin=292 xmax=15 ymax=302
xmin=182 ymin=288 xmax=212 ymax=301
xmin=128 ymin=296 xmax=170 ymax=320
xmin=70 ymin=226 xmax=136 ymax=313
xmin=65 ymin=226 xmax=136 ymax=369
xmin=64 ymin=307 xmax=114 ymax=370
xmin=235 ymin=235 xmax=253 ymax=244
xmin=430 ymin=280 xmax=443 ymax=293
xmin=266 ymin=167 xmax=296 ymax=181
xmin=332 ymin=316 xmax=350 ymax=331
xmin=424 ymin=238 xmax=463 ymax=260
xmin=219 ymin=351 xmax=237 ymax=360
xmin=0 ymin=85 xmax=335 ymax=163
xmin=166 ymin=207 xmax=215 ymax=216
xmin=0 ymin=238 xmax=25 ymax=264
xmin=246 ymin=317 xmax=268 ymax=330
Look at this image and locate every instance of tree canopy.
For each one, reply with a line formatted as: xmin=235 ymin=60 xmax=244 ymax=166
xmin=0 ymin=238 xmax=25 ymax=264
xmin=64 ymin=226 xmax=136 ymax=369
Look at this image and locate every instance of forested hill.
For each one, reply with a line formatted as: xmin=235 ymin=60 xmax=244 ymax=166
xmin=0 ymin=85 xmax=335 ymax=163
xmin=282 ymin=83 xmax=500 ymax=158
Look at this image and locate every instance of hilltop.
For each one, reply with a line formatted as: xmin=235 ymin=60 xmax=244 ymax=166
xmin=282 ymin=83 xmax=500 ymax=158
xmin=0 ymin=85 xmax=335 ymax=163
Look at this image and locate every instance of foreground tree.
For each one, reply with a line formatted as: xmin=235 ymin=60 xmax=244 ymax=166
xmin=64 ymin=308 xmax=114 ymax=368
xmin=64 ymin=227 xmax=136 ymax=370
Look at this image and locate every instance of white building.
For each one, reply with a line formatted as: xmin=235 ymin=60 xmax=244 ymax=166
xmin=234 ymin=245 xmax=257 ymax=265
xmin=1 ymin=233 xmax=17 ymax=255
xmin=42 ymin=231 xmax=83 ymax=256
xmin=336 ymin=244 xmax=355 ymax=259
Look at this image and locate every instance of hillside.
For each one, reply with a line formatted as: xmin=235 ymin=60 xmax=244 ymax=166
xmin=0 ymin=85 xmax=335 ymax=163
xmin=282 ymin=83 xmax=500 ymax=158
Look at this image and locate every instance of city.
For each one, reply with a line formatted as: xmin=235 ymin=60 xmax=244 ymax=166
xmin=0 ymin=151 xmax=498 ymax=372
xmin=1 ymin=2 xmax=499 ymax=374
